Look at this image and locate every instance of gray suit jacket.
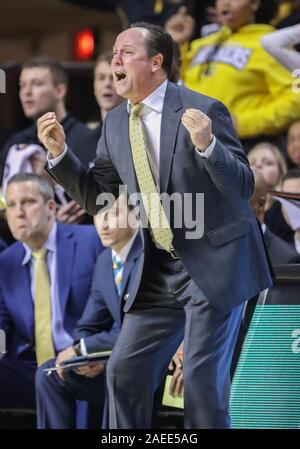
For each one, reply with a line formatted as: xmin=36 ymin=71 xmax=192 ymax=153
xmin=49 ymin=81 xmax=272 ymax=313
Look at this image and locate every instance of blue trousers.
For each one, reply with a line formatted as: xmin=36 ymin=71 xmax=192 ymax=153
xmin=36 ymin=358 xmax=106 ymax=429
xmin=0 ymin=355 xmax=36 ymax=408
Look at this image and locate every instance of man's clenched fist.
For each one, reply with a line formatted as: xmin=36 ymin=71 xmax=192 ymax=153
xmin=181 ymin=108 xmax=213 ymax=151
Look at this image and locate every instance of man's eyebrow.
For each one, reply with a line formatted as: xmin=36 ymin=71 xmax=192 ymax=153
xmin=20 ymin=77 xmax=43 ymax=83
xmin=113 ymin=45 xmax=135 ymax=51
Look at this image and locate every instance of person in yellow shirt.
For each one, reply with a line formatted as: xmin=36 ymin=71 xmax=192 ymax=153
xmin=166 ymin=0 xmax=300 ymax=146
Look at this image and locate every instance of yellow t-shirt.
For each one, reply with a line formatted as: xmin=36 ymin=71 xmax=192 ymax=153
xmin=181 ymin=25 xmax=300 ymax=138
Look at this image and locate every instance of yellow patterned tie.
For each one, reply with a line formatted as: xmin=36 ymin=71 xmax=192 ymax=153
xmin=129 ymin=103 xmax=173 ymax=252
xmin=32 ymin=248 xmax=55 ymax=366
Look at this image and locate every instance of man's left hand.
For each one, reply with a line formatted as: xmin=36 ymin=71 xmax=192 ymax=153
xmin=168 ymin=342 xmax=184 ymax=398
xmin=181 ymin=109 xmax=213 ymax=151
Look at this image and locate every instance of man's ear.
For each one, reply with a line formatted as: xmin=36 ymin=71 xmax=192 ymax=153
xmin=55 ymin=83 xmax=67 ymax=101
xmin=48 ymin=199 xmax=57 ymax=217
xmin=152 ymin=53 xmax=164 ymax=73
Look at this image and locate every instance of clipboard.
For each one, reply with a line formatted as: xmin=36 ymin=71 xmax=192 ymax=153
xmin=162 ymin=375 xmax=184 ymax=409
xmin=44 ymin=350 xmax=112 ymax=374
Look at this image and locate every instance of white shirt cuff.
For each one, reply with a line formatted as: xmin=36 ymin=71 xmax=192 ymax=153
xmin=47 ymin=145 xmax=68 ymax=168
xmin=195 ymin=135 xmax=216 ymax=159
xmin=80 ymin=338 xmax=88 ymax=356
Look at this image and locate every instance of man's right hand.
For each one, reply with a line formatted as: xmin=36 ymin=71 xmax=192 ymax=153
xmin=37 ymin=112 xmax=66 ymax=157
xmin=56 ymin=200 xmax=86 ymax=225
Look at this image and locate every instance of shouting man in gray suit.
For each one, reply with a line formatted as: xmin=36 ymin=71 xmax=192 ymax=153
xmin=37 ymin=23 xmax=272 ymax=429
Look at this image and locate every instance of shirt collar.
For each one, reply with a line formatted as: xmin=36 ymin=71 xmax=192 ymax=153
xmin=22 ymin=221 xmax=57 ymax=266
xmin=127 ymin=79 xmax=168 ymax=115
xmin=112 ymin=229 xmax=139 ymax=264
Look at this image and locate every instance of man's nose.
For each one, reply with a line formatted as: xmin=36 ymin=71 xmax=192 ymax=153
xmin=113 ymin=52 xmax=122 ymax=65
xmin=99 ymin=215 xmax=109 ymax=229
xmin=104 ymin=77 xmax=112 ymax=87
xmin=21 ymin=85 xmax=32 ymax=96
xmin=15 ymin=204 xmax=25 ymax=217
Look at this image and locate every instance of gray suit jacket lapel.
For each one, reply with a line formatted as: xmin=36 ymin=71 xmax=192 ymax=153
xmin=159 ymin=82 xmax=183 ymax=193
xmin=119 ymin=110 xmax=139 ymax=195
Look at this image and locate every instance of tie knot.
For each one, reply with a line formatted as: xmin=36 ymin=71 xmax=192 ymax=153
xmin=131 ymin=102 xmax=144 ymax=117
xmin=112 ymin=254 xmax=123 ymax=270
xmin=32 ymin=248 xmax=47 ymax=260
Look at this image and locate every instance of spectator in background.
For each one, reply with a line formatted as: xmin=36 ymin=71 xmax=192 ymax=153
xmin=0 ymin=57 xmax=94 ymax=228
xmin=247 ymin=141 xmax=294 ymax=244
xmin=0 ymin=56 xmax=99 ymax=182
xmin=88 ymin=52 xmax=123 ymax=143
xmin=0 ymin=173 xmax=103 ymax=410
xmin=250 ymin=169 xmax=300 ymax=264
xmin=276 ymin=0 xmax=300 ymax=29
xmin=286 ymin=120 xmax=300 ymax=169
xmin=165 ymin=3 xmax=219 ymax=43
xmin=36 ymin=193 xmax=141 ymax=429
xmin=0 ymin=143 xmax=87 ymax=237
xmin=281 ymin=169 xmax=300 ymax=253
xmin=166 ymin=0 xmax=300 ymax=151
xmin=248 ymin=142 xmax=287 ymax=206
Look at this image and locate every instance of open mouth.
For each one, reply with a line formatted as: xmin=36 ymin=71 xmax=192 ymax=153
xmin=115 ymin=71 xmax=126 ymax=82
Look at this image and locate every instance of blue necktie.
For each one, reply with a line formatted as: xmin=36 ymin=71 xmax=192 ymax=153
xmin=112 ymin=254 xmax=124 ymax=296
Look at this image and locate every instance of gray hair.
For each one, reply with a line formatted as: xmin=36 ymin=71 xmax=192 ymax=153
xmin=7 ymin=173 xmax=54 ymax=202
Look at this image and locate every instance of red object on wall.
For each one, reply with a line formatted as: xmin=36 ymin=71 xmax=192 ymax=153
xmin=74 ymin=29 xmax=94 ymax=60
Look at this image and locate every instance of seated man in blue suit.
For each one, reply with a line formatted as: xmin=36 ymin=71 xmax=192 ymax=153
xmin=35 ymin=193 xmax=141 ymax=428
xmin=0 ymin=173 xmax=103 ymax=409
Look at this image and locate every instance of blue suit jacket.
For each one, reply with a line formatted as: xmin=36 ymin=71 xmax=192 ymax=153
xmin=49 ymin=81 xmax=272 ymax=313
xmin=0 ymin=223 xmax=103 ymax=361
xmin=73 ymin=234 xmax=142 ymax=352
